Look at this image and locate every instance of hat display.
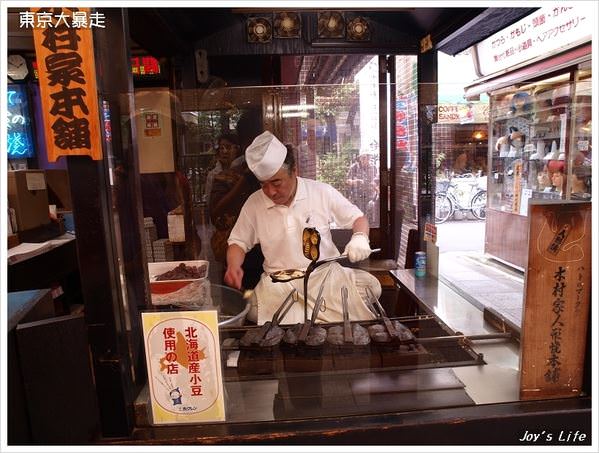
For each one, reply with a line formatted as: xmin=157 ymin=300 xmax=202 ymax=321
xmin=245 ymin=131 xmax=287 ymax=180
xmin=529 ymin=140 xmax=545 ymax=160
xmin=551 ymin=85 xmax=571 ymax=115
xmin=543 ymin=140 xmax=560 ymax=161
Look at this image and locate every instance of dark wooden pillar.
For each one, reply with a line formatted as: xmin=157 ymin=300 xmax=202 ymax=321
xmin=67 ymin=8 xmax=148 ymax=437
xmin=417 ymin=49 xmax=438 ymax=248
xmin=378 ymin=55 xmax=393 ymax=258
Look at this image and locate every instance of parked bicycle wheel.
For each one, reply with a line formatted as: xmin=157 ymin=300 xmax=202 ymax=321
xmin=471 ymin=190 xmax=487 ymax=220
xmin=435 ymin=192 xmax=453 ymax=223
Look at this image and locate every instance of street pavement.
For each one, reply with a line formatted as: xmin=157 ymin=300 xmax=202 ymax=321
xmin=435 ymin=220 xmax=524 ymax=332
xmin=435 ymin=219 xmax=485 ymax=254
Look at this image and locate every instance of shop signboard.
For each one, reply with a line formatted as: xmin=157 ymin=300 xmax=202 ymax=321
xmin=474 ymin=6 xmax=592 ymax=77
xmin=520 ymin=201 xmax=591 ymax=400
xmin=437 ymin=102 xmax=489 ymax=124
xmin=7 ymin=85 xmax=35 ymax=159
xmin=31 ymin=7 xmax=102 ymax=161
xmin=142 ymin=311 xmax=225 ymax=424
xmin=395 ymin=96 xmax=409 ymax=152
xmin=131 ymin=55 xmax=161 ymax=76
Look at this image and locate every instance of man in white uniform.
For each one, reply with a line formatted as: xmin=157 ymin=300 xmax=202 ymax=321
xmin=224 ymin=131 xmax=381 ymax=325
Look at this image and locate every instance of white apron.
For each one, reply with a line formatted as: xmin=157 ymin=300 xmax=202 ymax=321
xmin=250 ymin=262 xmax=380 ymax=325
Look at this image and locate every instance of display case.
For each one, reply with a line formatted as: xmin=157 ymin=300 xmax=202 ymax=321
xmin=486 ymin=62 xmax=592 ymax=268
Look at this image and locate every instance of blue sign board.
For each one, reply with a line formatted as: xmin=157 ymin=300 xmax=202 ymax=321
xmin=7 ymin=84 xmax=35 ymax=159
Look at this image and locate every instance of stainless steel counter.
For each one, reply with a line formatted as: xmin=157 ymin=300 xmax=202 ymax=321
xmin=390 ymin=268 xmax=520 ymax=404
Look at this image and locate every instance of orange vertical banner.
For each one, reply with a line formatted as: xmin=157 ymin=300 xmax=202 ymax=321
xmin=31 ymin=7 xmax=102 ymax=161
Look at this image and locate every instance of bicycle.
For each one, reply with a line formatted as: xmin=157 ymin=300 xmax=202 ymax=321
xmin=435 ymin=173 xmax=487 ymax=223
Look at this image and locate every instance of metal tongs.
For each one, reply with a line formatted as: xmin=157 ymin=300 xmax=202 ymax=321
xmin=258 ymin=289 xmax=297 ymax=344
xmin=341 ymin=287 xmax=353 ymax=344
xmin=269 ymin=227 xmax=381 ymax=323
xmin=365 ymin=286 xmax=398 ymax=339
xmin=297 ymin=265 xmax=333 ymax=343
xmin=240 ymin=289 xmax=297 ymax=348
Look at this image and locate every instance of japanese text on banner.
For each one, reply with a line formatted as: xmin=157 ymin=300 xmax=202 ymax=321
xmin=32 ymin=7 xmax=102 ymax=161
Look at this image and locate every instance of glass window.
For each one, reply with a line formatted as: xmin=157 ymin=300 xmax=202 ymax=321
xmin=488 ymin=68 xmax=592 ymax=217
xmin=177 ymin=64 xmax=382 ymax=230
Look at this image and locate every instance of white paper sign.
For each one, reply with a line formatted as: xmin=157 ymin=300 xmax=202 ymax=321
xmin=142 ymin=311 xmax=225 ymax=424
xmin=25 ymin=172 xmax=46 ymax=191
xmin=520 ymin=188 xmax=533 ymax=216
xmin=475 ymin=6 xmax=591 ymax=76
xmin=167 ymin=213 xmax=185 ymax=243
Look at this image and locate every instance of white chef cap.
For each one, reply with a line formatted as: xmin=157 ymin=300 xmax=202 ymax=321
xmin=245 ymin=131 xmax=287 ymax=181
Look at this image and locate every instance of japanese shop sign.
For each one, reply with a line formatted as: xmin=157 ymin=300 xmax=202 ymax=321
xmin=142 ymin=311 xmax=225 ymax=424
xmin=131 ymin=56 xmax=161 ymax=76
xmin=511 ymin=161 xmax=523 ymax=214
xmin=520 ymin=202 xmax=591 ymax=401
xmin=437 ymin=103 xmax=489 ymax=124
xmin=31 ymin=7 xmax=102 ymax=162
xmin=395 ymin=96 xmax=409 ymax=152
xmin=7 ymin=85 xmax=35 ymax=159
xmin=474 ymin=6 xmax=591 ymax=76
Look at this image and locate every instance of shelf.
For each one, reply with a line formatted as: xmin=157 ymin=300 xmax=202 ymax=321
xmin=531 ymin=136 xmax=561 ymax=140
xmin=530 ymin=120 xmax=561 ymax=126
xmin=531 ymin=106 xmax=560 ymax=115
xmin=493 ymin=114 xmax=533 ymax=122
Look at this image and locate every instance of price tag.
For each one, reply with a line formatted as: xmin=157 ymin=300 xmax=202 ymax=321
xmin=577 ymin=140 xmax=589 ymax=152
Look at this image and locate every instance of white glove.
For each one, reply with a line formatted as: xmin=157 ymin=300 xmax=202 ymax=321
xmin=343 ymin=233 xmax=371 ymax=263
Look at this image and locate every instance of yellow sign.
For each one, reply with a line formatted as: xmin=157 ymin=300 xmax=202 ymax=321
xmin=32 ymin=7 xmax=102 ymax=161
xmin=142 ymin=311 xmax=225 ymax=424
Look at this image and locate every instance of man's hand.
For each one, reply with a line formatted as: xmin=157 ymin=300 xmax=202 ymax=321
xmin=343 ymin=232 xmax=371 ymax=262
xmin=224 ymin=244 xmax=247 ymax=290
xmin=224 ymin=265 xmax=244 ymax=290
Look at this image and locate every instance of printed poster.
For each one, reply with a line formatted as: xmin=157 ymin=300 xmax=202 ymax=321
xmin=143 ymin=111 xmax=162 ymax=137
xmin=142 ymin=310 xmax=225 ymax=424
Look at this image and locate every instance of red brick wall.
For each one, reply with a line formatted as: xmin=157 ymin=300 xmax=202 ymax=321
xmin=395 ymin=56 xmax=419 ymax=268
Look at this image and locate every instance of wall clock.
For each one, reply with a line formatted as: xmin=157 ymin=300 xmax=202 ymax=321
xmin=8 ymin=54 xmax=29 ymax=81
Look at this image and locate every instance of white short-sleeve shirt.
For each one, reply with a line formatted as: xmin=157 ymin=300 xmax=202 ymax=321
xmin=228 ymin=177 xmax=363 ymax=274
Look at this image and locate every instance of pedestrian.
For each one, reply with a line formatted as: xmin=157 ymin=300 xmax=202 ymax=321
xmin=346 ymin=149 xmax=378 ymax=224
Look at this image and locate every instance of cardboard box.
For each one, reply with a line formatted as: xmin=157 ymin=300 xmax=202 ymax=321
xmin=44 ymin=169 xmax=72 ymax=210
xmin=7 ymin=170 xmax=50 ymax=232
xmin=8 ymin=234 xmax=20 ymax=249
